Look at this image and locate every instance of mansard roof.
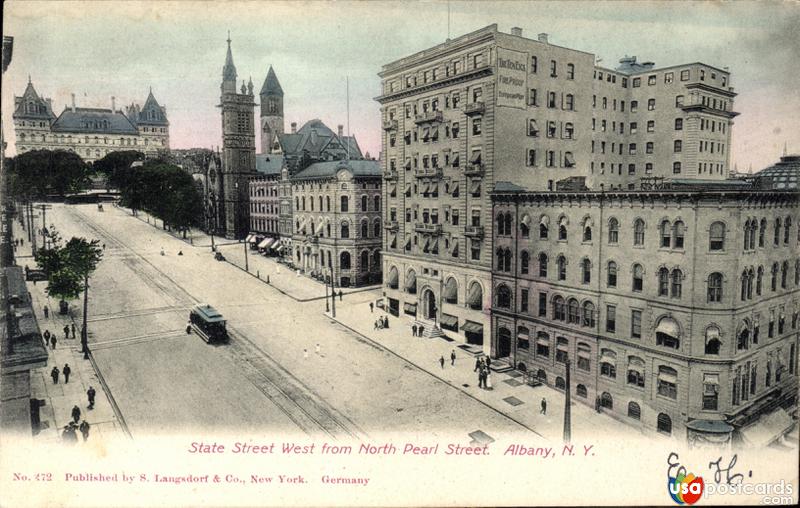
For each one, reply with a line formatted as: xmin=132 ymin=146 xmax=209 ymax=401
xmin=51 ymin=107 xmax=139 ymax=135
xmin=135 ymin=89 xmax=169 ymax=125
xmin=13 ymin=81 xmax=55 ymax=120
xmin=260 ymin=66 xmax=283 ymax=96
xmin=255 ymin=154 xmax=284 ymax=175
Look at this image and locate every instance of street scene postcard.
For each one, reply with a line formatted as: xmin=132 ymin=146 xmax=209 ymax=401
xmin=1 ymin=0 xmax=799 ymax=506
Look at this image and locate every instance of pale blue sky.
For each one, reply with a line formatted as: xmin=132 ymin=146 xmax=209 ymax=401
xmin=3 ymin=0 xmax=799 ymax=172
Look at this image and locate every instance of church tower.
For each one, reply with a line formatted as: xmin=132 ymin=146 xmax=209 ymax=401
xmin=259 ymin=66 xmax=284 ymax=154
xmin=219 ymin=33 xmax=256 ymax=239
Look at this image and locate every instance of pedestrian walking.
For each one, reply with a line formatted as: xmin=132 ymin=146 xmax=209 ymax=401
xmin=338 ymin=290 xmax=343 ymax=301
xmin=43 ymin=329 xmax=51 ymax=343
xmin=51 ymin=366 xmax=60 ymax=384
xmin=474 ymin=357 xmax=481 ymax=372
xmin=43 ymin=305 xmax=49 ymax=319
xmin=71 ymin=323 xmax=76 ymax=339
xmin=79 ymin=420 xmax=90 ymax=442
xmin=369 ymin=302 xmax=374 ymax=313
xmin=485 ymin=356 xmax=492 ymax=369
xmin=383 ymin=316 xmax=389 ymax=328
xmin=50 ymin=335 xmax=57 ymax=350
xmin=478 ymin=368 xmax=486 ymax=388
xmin=87 ymin=386 xmax=96 ymax=409
xmin=315 ymin=343 xmax=320 ymax=355
xmin=412 ymin=324 xmax=418 ymax=337
xmin=63 ymin=325 xmax=70 ymax=340
xmin=450 ymin=350 xmax=456 ymax=366
xmin=540 ymin=398 xmax=547 ymax=415
xmin=303 ymin=348 xmax=308 ymax=359
xmin=62 ymin=363 xmax=71 ymax=383
xmin=419 ymin=325 xmax=425 ymax=337
xmin=71 ymin=405 xmax=81 ymax=423
xmin=439 ymin=355 xmax=445 ymax=369
xmin=374 ymin=320 xmax=378 ymax=330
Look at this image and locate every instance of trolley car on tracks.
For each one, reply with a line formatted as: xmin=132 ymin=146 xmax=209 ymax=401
xmin=189 ymin=304 xmax=229 ymax=343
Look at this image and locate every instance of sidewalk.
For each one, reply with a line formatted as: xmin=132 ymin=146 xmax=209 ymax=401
xmin=331 ymin=289 xmax=636 ymax=443
xmin=11 ymin=213 xmax=130 ymax=444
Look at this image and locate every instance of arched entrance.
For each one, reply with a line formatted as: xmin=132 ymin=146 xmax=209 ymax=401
xmin=498 ymin=327 xmax=511 ymax=358
xmin=423 ymin=289 xmax=437 ymax=320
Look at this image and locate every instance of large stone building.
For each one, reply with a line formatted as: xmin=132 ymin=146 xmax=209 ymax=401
xmin=491 ymin=162 xmax=799 ymax=442
xmin=12 ymin=79 xmax=169 ymax=162
xmin=376 ymin=23 xmax=737 ymax=351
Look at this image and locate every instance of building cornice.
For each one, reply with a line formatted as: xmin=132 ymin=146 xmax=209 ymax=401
xmin=376 ymin=65 xmax=494 ymax=104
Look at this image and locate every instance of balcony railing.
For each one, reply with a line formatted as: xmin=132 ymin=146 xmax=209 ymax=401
xmin=464 ymin=163 xmax=485 ymax=177
xmin=414 ymin=167 xmax=443 ymax=179
xmin=414 ymin=223 xmax=443 ymax=235
xmin=464 ymin=225 xmax=484 ymax=238
xmin=414 ymin=110 xmax=443 ymax=124
xmin=464 ymin=101 xmax=485 ymax=116
xmin=382 ymin=119 xmax=398 ymax=131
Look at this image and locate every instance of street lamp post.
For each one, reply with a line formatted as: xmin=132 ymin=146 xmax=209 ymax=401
xmin=330 ymin=270 xmax=336 ymax=318
xmin=325 ymin=273 xmax=330 ymax=313
xmin=563 ymin=358 xmax=572 ymax=444
xmin=81 ymin=272 xmax=90 ymax=359
xmin=243 ymin=239 xmax=249 ymax=272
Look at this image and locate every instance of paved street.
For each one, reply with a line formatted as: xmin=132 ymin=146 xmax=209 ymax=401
xmin=32 ymin=203 xmax=540 ymax=442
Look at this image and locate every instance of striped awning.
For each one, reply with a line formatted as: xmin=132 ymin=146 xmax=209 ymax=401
xmin=405 ymin=271 xmax=417 ymax=292
xmin=246 ymin=234 xmax=257 ymax=243
xmin=258 ymin=238 xmax=275 ymax=249
xmin=440 ymin=313 xmax=458 ymax=328
xmin=461 ymin=320 xmax=483 ymax=334
xmin=466 ymin=283 xmax=482 ymax=309
xmin=404 ymin=302 xmax=417 ymax=314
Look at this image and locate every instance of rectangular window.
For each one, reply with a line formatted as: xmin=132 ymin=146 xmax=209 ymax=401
xmin=665 ymin=72 xmax=674 ymax=84
xmin=550 ymin=60 xmax=557 ymax=77
xmin=680 ymin=69 xmax=690 ymax=81
xmin=648 ymin=75 xmax=656 ymax=85
xmin=472 ymin=118 xmax=482 ymax=135
xmin=647 ymin=120 xmax=655 ymax=133
xmin=631 ymin=310 xmax=642 ymax=338
xmin=520 ymin=289 xmax=529 ymax=313
xmin=633 ymin=77 xmax=641 ymax=88
xmin=606 ymin=305 xmax=616 ymax=333
xmin=528 ymin=88 xmax=538 ymax=106
xmin=538 ymin=293 xmax=547 ymax=317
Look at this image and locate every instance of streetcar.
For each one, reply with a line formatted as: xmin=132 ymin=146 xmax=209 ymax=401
xmin=189 ymin=304 xmax=229 ymax=343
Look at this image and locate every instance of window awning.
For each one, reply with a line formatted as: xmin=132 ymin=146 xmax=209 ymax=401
xmin=258 ymin=238 xmax=274 ymax=249
xmin=422 ymin=127 xmax=430 ymax=140
xmin=517 ymin=331 xmax=530 ymax=341
xmin=422 ymin=237 xmax=431 ymax=252
xmin=275 ymin=244 xmax=285 ymax=253
xmin=422 ymin=182 xmax=431 ymax=194
xmin=405 ymin=184 xmax=412 ymax=195
xmin=452 ymin=154 xmax=460 ymax=167
xmin=471 ymin=151 xmax=482 ymax=164
xmin=520 ymin=215 xmax=531 ymax=227
xmin=404 ymin=302 xmax=417 ymax=314
xmin=658 ymin=371 xmax=678 ymax=384
xmin=600 ymin=352 xmax=616 ymax=364
xmin=440 ymin=313 xmax=458 ymax=327
xmin=537 ymin=336 xmax=550 ymax=346
xmin=470 ymin=181 xmax=481 ymax=195
xmin=656 ymin=318 xmax=680 ymax=338
xmin=540 ymin=215 xmax=550 ymax=226
xmin=387 ymin=267 xmax=399 ymax=287
xmin=461 ymin=320 xmax=483 ymax=334
xmin=406 ymin=271 xmax=417 ymax=292
xmin=450 ymin=182 xmax=459 ymax=195
xmin=706 ymin=327 xmax=720 ymax=341
xmin=404 ymin=159 xmax=412 ymax=169
xmin=431 ymin=238 xmax=439 ymax=254
xmin=389 ymin=183 xmax=397 ymax=195
xmin=466 ymin=284 xmax=482 ymax=308
xmin=429 ymin=182 xmax=438 ymax=194
xmin=444 ymin=278 xmax=457 ymax=300
xmin=315 ymin=221 xmax=325 ymax=236
xmin=565 ymin=152 xmax=576 ymax=166
xmin=245 ymin=234 xmax=256 ymax=243
xmin=404 ymin=236 xmax=411 ymax=249
xmin=431 ymin=127 xmax=439 ymax=140
xmin=451 ymin=242 xmax=459 ymax=257
xmin=628 ymin=364 xmax=644 ymax=374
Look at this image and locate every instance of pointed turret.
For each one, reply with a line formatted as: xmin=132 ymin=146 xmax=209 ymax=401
xmin=13 ymin=79 xmax=54 ymax=120
xmin=260 ymin=66 xmax=283 ymax=96
xmin=221 ymin=32 xmax=237 ymax=93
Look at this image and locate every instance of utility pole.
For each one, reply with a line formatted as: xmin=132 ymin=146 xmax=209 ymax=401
xmin=81 ymin=272 xmax=90 ymax=359
xmin=325 ymin=272 xmax=330 ymax=313
xmin=563 ymin=358 xmax=572 ymax=443
xmin=330 ymin=270 xmax=336 ymax=318
xmin=243 ymin=239 xmax=249 ymax=272
xmin=37 ymin=203 xmax=52 ymax=249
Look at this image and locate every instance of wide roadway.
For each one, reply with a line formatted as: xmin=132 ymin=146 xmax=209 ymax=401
xmin=49 ymin=203 xmax=535 ymax=441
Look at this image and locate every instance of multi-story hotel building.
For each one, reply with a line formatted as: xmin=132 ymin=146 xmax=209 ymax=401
xmin=376 ymin=23 xmax=737 ymax=350
xmin=289 ymin=159 xmax=382 ymax=287
xmin=247 ymin=154 xmax=284 ymax=250
xmin=13 ymin=79 xmax=169 ymax=162
xmin=490 ymin=162 xmax=799 ymax=442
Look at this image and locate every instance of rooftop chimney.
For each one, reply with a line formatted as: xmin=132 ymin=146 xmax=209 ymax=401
xmin=111 ymin=96 xmax=116 ymax=112
xmin=538 ymin=33 xmax=549 ymax=43
xmin=511 ymin=27 xmax=522 ymax=37
xmin=291 ymin=122 xmax=297 ymax=134
xmin=71 ymin=93 xmax=76 ymax=112
xmin=338 ymin=124 xmax=344 ymax=137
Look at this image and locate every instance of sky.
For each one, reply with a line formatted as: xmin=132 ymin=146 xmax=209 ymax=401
xmin=3 ymin=0 xmax=799 ymax=173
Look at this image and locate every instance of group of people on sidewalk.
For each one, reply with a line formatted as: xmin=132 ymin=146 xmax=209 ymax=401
xmin=61 ymin=404 xmax=91 ymax=444
xmin=373 ymin=315 xmax=390 ymax=330
xmin=42 ymin=323 xmax=76 ymax=350
xmin=474 ymin=355 xmax=492 ymax=389
xmin=411 ymin=323 xmax=425 ymax=337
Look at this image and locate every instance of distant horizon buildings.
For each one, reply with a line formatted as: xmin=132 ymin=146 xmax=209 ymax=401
xmin=11 ymin=79 xmax=170 ymax=162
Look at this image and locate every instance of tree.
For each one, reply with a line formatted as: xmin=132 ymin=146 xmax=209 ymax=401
xmin=45 ymin=268 xmax=84 ymax=302
xmin=36 ymin=229 xmax=103 ymax=314
xmin=8 ymin=149 xmax=91 ymax=198
xmin=95 ymin=150 xmax=144 ymax=191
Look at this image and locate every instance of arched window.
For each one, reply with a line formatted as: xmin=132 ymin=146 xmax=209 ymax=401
xmin=781 ymin=261 xmax=789 ymax=289
xmin=559 ymin=223 xmax=567 ymax=240
xmin=536 ymin=332 xmax=550 ymax=358
xmin=504 ymin=213 xmax=512 ymax=236
xmin=582 ymin=301 xmax=595 ymax=327
xmin=600 ymin=392 xmax=613 ymax=409
xmin=567 ymin=299 xmax=579 ymax=324
xmin=771 ymin=262 xmax=779 ymax=291
xmin=539 ymin=253 xmax=548 ymax=278
xmin=627 ymin=356 xmax=646 ymax=387
xmin=555 ymin=377 xmax=566 ymax=390
xmin=521 ymin=251 xmax=530 ymax=274
xmin=671 ymin=269 xmax=682 ymax=298
xmin=576 ymin=384 xmax=587 ymax=398
xmin=705 ymin=326 xmax=721 ymax=354
xmin=372 ymin=250 xmax=380 ymax=270
xmin=659 ymin=220 xmax=671 ymax=248
xmin=796 ymin=259 xmax=800 ymax=286
xmin=756 ymin=266 xmax=763 ymax=295
xmin=607 ymin=261 xmax=618 ymax=287
xmin=374 ymin=195 xmax=380 ymax=211
xmin=496 ymin=214 xmax=505 ymax=235
xmin=657 ymin=367 xmax=678 ymax=400
xmin=632 ymin=264 xmax=644 ymax=292
xmin=553 ymin=296 xmax=566 ymax=321
xmin=301 ymin=196 xmax=306 ymax=211
xmin=633 ymin=219 xmax=645 ymax=246
xmin=557 ymin=255 xmax=567 ymax=280
xmin=467 ymin=282 xmax=483 ymax=310
xmin=444 ymin=277 xmax=458 ymax=304
xmin=341 ymin=221 xmax=350 ymax=239
xmin=340 ymin=195 xmax=349 ymax=212
xmin=657 ymin=413 xmax=672 ymax=435
xmin=656 ymin=317 xmax=681 ymax=349
xmin=374 ymin=219 xmax=381 ymax=238
xmin=360 ymin=219 xmax=369 ymax=238
xmin=708 ymin=272 xmax=723 ymax=302
xmin=360 ymin=250 xmax=369 ymax=270
xmin=608 ymin=218 xmax=619 ymax=244
xmin=774 ymin=218 xmax=782 ymax=246
xmin=520 ymin=215 xmax=530 ymax=238
xmin=326 ymin=196 xmax=331 ymax=211
xmin=743 ymin=219 xmax=752 ymax=250
xmin=709 ymin=222 xmax=725 ymax=251
xmin=582 ymin=258 xmax=591 ymax=284
xmin=539 ymin=221 xmax=549 ymax=239
xmin=583 ymin=224 xmax=592 ymax=242
xmin=496 ymin=284 xmax=512 ymax=309
xmin=600 ymin=349 xmax=617 ymax=378
xmin=759 ymin=218 xmax=766 ymax=247
xmin=340 ymin=251 xmax=351 ymax=270
xmin=628 ymin=402 xmax=641 ymax=420
xmin=658 ymin=267 xmax=670 ymax=296
xmin=361 ymin=195 xmax=367 ymax=212
xmin=672 ymin=221 xmax=685 ymax=249
xmin=295 ymin=197 xmax=299 ymax=209
xmin=405 ymin=269 xmax=417 ymax=294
